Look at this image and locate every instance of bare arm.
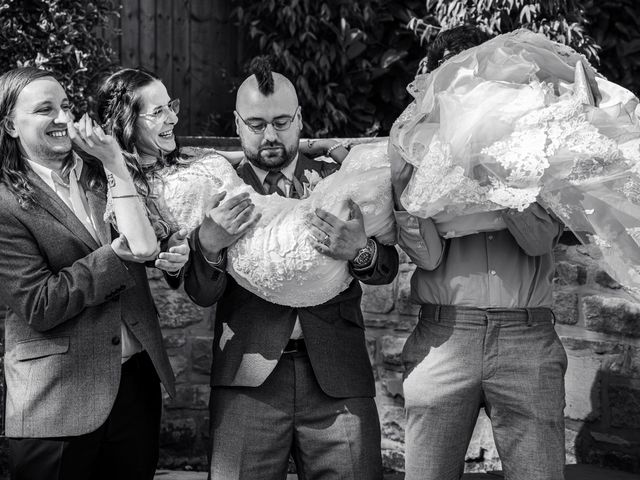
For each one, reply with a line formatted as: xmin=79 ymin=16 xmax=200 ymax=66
xmin=68 ymin=115 xmax=158 ymax=257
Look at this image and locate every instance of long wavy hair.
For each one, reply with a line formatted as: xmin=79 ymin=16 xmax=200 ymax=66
xmin=95 ymin=68 xmax=181 ymax=197
xmin=0 ymin=67 xmax=104 ymax=208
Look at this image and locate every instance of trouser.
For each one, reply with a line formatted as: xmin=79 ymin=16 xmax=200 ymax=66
xmin=208 ymin=344 xmax=383 ymax=480
xmin=402 ymin=304 xmax=567 ymax=480
xmin=9 ymin=351 xmax=162 ymax=480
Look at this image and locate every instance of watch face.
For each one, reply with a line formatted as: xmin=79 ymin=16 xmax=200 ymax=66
xmin=353 ymin=240 xmax=375 ymax=266
xmin=355 ymin=252 xmax=372 ymax=266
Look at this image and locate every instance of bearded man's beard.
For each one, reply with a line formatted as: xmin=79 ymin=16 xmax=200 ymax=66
xmin=245 ymin=141 xmax=297 ymax=171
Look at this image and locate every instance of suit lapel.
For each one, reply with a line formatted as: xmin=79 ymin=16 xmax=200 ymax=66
xmin=293 ymin=153 xmax=315 ymax=183
xmin=28 ymin=171 xmax=101 ymax=251
xmin=237 ymin=161 xmax=268 ymax=195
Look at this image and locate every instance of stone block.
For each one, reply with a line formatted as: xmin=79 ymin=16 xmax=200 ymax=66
xmin=565 ymin=426 xmax=579 ymax=464
xmin=609 ymin=383 xmax=640 ymax=429
xmin=564 ymin=351 xmax=601 ymax=421
xmin=627 ymin=346 xmax=640 ymax=378
xmin=595 ymin=270 xmax=622 ymax=289
xmin=169 ymin=354 xmax=189 ymax=382
xmin=380 ymin=335 xmax=406 ymax=367
xmin=590 ymin=431 xmax=632 ymax=447
xmin=159 ymin=417 xmax=197 ymax=448
xmin=362 ymin=282 xmax=396 ymax=314
xmin=152 ymin=282 xmax=211 ymax=329
xmin=380 ymin=405 xmax=405 ymax=443
xmin=560 ymin=337 xmax=628 ymax=374
xmin=394 ymin=314 xmax=419 ymax=332
xmin=164 ymin=384 xmax=210 ymax=410
xmin=396 ymin=264 xmax=420 ymax=316
xmin=164 ymin=332 xmax=187 ymax=349
xmin=555 ymin=261 xmax=581 ymax=286
xmin=553 ymin=290 xmax=579 ymax=325
xmin=379 ymin=369 xmax=404 ymax=400
xmin=583 ymin=295 xmax=640 ymax=338
xmin=191 ymin=337 xmax=213 ymax=375
xmin=381 ymin=439 xmax=405 ymax=473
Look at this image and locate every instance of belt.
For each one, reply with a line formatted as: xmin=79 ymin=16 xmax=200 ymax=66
xmin=283 ymin=338 xmax=306 ymax=354
xmin=419 ymin=304 xmax=555 ymax=326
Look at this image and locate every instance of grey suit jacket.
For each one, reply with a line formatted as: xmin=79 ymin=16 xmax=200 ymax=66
xmin=0 ymin=169 xmax=175 ymax=438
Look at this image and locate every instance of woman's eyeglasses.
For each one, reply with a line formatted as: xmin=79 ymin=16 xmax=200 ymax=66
xmin=139 ymin=99 xmax=180 ymax=123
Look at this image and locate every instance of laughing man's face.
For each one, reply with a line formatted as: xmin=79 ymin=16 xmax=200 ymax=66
xmin=8 ymin=77 xmax=73 ymax=166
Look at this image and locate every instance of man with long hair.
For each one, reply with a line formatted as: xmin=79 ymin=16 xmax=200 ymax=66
xmin=0 ymin=67 xmax=175 ymax=480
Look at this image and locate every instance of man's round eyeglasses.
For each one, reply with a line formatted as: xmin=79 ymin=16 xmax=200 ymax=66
xmin=139 ymin=99 xmax=180 ymax=123
xmin=235 ymin=106 xmax=299 ymax=134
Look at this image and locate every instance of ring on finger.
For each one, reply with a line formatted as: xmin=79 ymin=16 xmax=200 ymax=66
xmin=323 ymin=233 xmax=330 ymax=245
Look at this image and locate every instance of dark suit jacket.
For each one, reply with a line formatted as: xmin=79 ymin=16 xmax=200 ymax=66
xmin=0 ymin=168 xmax=175 ymax=438
xmin=184 ymin=153 xmax=398 ymax=398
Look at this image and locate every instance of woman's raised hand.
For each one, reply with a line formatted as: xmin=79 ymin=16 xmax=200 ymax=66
xmin=67 ymin=114 xmax=126 ymax=172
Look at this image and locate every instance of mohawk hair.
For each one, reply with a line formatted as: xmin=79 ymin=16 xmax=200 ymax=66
xmin=425 ymin=25 xmax=491 ymax=73
xmin=249 ymin=56 xmax=275 ymax=95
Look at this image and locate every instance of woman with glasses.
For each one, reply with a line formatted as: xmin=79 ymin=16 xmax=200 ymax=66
xmin=94 ymin=67 xmax=396 ymax=306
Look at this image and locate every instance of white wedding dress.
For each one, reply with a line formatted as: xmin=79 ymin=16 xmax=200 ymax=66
xmin=146 ymin=141 xmax=395 ymax=307
xmin=390 ymin=29 xmax=640 ymax=296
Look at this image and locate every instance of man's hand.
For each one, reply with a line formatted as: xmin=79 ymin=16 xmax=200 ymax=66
xmin=389 ymin=145 xmax=413 ymax=211
xmin=307 ymin=199 xmax=368 ymax=261
xmin=155 ymin=228 xmax=190 ymax=272
xmin=111 ymin=235 xmax=160 ymax=263
xmin=198 ymin=191 xmax=261 ymax=257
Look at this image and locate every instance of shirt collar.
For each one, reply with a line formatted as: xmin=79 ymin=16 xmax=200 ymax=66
xmin=27 ymin=152 xmax=84 ymax=190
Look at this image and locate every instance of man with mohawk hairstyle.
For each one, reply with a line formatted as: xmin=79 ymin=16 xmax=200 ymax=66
xmin=185 ymin=57 xmax=398 ymax=480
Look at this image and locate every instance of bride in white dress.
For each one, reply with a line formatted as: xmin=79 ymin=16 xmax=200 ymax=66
xmin=96 ymin=68 xmax=395 ymax=307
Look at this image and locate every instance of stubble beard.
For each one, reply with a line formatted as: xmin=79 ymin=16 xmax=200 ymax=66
xmin=245 ymin=141 xmax=297 ymax=172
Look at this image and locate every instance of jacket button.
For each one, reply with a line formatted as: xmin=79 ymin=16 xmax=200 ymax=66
xmin=111 ymin=336 xmax=121 ymax=346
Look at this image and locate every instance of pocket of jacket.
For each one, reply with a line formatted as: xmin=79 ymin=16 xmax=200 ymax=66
xmin=14 ymin=336 xmax=70 ymax=361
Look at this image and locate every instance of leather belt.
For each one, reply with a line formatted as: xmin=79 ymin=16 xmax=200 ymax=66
xmin=283 ymin=338 xmax=306 ymax=354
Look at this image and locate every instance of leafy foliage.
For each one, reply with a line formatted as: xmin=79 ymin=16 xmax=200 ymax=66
xmin=0 ymin=0 xmax=119 ymax=113
xmin=232 ymin=0 xmax=427 ymax=137
xmin=411 ymin=0 xmax=598 ymax=60
xmin=584 ymin=0 xmax=640 ymax=95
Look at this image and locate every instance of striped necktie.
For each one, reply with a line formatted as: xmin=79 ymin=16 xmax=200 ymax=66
xmin=264 ymin=170 xmax=286 ymax=197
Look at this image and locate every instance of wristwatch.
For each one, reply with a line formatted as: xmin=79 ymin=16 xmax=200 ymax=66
xmin=351 ymin=238 xmax=377 ymax=269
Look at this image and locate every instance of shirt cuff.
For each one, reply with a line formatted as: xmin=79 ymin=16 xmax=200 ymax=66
xmin=194 ymin=230 xmax=227 ymax=271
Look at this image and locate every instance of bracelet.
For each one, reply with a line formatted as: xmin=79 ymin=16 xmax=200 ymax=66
xmin=111 ymin=194 xmax=139 ymax=199
xmin=325 ymin=142 xmax=345 ymax=156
